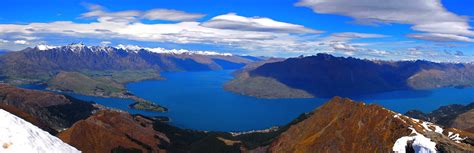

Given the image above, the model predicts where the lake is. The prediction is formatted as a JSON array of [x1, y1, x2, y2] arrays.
[[20, 70, 474, 132]]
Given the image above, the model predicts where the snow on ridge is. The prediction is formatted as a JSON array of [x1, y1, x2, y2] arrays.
[[116, 44, 142, 53], [0, 109, 81, 153], [33, 43, 233, 56], [116, 44, 233, 56], [35, 44, 59, 51], [392, 112, 468, 151]]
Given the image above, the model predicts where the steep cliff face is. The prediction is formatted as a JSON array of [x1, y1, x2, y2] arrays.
[[0, 84, 97, 132], [268, 97, 474, 153], [58, 110, 169, 153]]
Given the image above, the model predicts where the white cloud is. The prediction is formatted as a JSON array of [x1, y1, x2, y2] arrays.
[[331, 32, 386, 39], [143, 9, 205, 21], [13, 40, 29, 45], [407, 33, 474, 42], [3, 3, 463, 62], [100, 41, 112, 46], [81, 4, 141, 23], [323, 32, 387, 42], [330, 42, 358, 52], [0, 39, 8, 43], [201, 13, 322, 33], [296, 0, 474, 42], [0, 8, 327, 55], [81, 4, 205, 22]]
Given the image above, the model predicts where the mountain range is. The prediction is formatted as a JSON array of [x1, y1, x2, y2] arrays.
[[226, 53, 474, 98], [0, 43, 262, 106], [0, 43, 260, 84], [1, 84, 473, 152]]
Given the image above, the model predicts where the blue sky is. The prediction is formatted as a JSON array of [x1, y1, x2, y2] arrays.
[[0, 0, 473, 62]]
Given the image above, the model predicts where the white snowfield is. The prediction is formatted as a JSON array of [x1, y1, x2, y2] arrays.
[[0, 109, 81, 153]]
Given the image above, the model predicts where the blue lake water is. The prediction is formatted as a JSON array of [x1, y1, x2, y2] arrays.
[[20, 70, 474, 132]]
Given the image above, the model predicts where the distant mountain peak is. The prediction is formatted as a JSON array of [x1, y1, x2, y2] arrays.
[[35, 44, 59, 51], [116, 44, 142, 52], [68, 42, 85, 47]]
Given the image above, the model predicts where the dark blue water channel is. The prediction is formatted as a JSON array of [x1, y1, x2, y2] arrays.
[[20, 70, 474, 132]]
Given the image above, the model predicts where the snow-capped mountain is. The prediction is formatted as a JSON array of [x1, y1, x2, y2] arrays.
[[35, 43, 233, 56], [0, 43, 261, 80], [116, 44, 233, 56], [0, 109, 80, 153]]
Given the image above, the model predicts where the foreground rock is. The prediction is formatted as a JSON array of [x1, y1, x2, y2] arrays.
[[58, 110, 169, 153], [0, 84, 97, 133], [269, 97, 474, 152]]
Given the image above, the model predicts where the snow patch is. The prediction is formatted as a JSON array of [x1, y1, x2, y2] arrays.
[[392, 127, 437, 153], [448, 132, 466, 143], [116, 44, 142, 53], [35, 44, 58, 51], [145, 47, 232, 56], [393, 113, 407, 124], [0, 109, 81, 153], [419, 121, 444, 134], [64, 43, 87, 53]]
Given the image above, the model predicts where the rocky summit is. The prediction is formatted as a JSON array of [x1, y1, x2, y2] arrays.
[[58, 110, 169, 153], [269, 97, 474, 153]]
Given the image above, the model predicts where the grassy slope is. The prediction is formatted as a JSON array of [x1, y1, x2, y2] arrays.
[[408, 66, 474, 89], [81, 69, 163, 84], [224, 72, 314, 99], [47, 71, 125, 97], [47, 70, 167, 112]]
